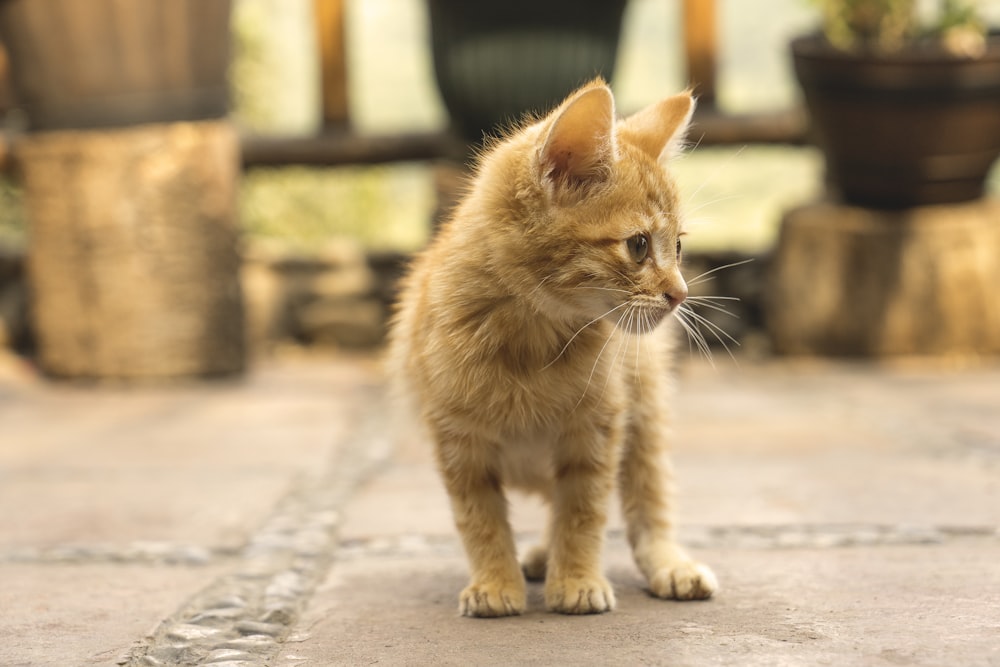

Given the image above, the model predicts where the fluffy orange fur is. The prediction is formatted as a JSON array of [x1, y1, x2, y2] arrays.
[[387, 79, 717, 617]]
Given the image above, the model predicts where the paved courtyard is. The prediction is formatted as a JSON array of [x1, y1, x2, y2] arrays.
[[1, 351, 997, 666]]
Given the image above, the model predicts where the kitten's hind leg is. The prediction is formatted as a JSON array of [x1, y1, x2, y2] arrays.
[[521, 542, 548, 582], [435, 431, 526, 617], [521, 495, 553, 582], [521, 509, 552, 581]]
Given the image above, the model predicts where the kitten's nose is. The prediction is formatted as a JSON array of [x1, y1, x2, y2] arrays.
[[664, 283, 688, 308]]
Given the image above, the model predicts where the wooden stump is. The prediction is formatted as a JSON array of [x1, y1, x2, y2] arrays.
[[19, 121, 245, 379], [767, 199, 1000, 357]]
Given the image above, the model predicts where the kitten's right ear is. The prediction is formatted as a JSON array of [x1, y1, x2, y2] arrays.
[[620, 91, 695, 162], [539, 83, 615, 190]]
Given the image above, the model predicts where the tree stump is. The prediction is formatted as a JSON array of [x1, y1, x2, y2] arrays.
[[19, 121, 245, 379], [767, 199, 1000, 357]]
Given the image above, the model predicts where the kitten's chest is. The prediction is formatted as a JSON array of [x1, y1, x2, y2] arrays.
[[498, 436, 556, 492], [491, 372, 629, 491]]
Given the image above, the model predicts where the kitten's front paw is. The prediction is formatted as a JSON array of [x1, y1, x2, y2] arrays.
[[649, 561, 717, 601], [545, 574, 616, 614], [459, 580, 526, 618]]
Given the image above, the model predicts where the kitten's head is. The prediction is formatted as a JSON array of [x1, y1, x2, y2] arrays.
[[489, 79, 695, 336]]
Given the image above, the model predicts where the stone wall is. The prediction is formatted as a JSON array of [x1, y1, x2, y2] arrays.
[[241, 240, 408, 353], [1, 242, 765, 359], [239, 244, 768, 355], [0, 242, 28, 354]]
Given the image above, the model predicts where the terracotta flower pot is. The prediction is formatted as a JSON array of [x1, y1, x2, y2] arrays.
[[791, 32, 1000, 208]]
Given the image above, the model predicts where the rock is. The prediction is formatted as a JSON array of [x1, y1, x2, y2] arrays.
[[307, 264, 375, 300], [234, 620, 285, 637], [220, 634, 277, 651], [241, 254, 286, 354], [297, 299, 385, 348], [314, 238, 367, 268], [165, 623, 224, 642], [241, 239, 387, 351], [0, 243, 27, 351], [204, 649, 253, 663]]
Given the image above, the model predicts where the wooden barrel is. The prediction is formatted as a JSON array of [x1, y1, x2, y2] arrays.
[[0, 0, 231, 130]]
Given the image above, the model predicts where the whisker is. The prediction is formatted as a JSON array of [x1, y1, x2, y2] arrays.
[[684, 193, 743, 218], [685, 258, 755, 287], [686, 132, 706, 155], [685, 296, 741, 318], [542, 301, 628, 370], [573, 286, 631, 294], [577, 305, 630, 408], [678, 305, 740, 363], [686, 295, 741, 302], [679, 309, 696, 358], [680, 305, 740, 346], [675, 309, 714, 366], [599, 306, 632, 400], [528, 274, 553, 297], [684, 145, 747, 205], [633, 310, 643, 397]]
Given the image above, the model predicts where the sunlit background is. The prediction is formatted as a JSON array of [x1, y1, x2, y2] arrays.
[[2, 0, 999, 256], [2, 0, 1000, 364], [226, 0, 999, 255]]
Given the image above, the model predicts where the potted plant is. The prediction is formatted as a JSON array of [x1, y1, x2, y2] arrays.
[[791, 0, 1000, 207]]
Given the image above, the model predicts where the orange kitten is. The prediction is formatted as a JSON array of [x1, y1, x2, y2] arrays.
[[387, 79, 717, 617]]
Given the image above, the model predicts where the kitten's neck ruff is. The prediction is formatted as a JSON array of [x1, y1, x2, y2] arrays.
[[444, 256, 609, 373]]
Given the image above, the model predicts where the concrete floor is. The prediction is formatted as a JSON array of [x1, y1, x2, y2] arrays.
[[1, 351, 998, 666]]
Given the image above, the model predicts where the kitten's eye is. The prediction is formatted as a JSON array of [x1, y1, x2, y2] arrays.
[[627, 234, 649, 264], [675, 238, 683, 262]]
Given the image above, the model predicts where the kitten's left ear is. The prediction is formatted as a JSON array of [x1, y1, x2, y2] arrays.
[[620, 92, 696, 161], [539, 83, 616, 188]]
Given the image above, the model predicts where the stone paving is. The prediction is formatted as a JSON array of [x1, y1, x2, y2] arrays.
[[1, 351, 999, 666]]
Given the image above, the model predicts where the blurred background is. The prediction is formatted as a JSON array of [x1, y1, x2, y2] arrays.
[[4, 6, 999, 662], [1, 0, 999, 377]]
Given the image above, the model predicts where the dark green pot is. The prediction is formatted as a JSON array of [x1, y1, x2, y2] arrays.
[[428, 0, 628, 144]]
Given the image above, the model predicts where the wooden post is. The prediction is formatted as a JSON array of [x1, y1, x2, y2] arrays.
[[314, 0, 350, 129], [683, 0, 717, 107], [0, 44, 11, 116]]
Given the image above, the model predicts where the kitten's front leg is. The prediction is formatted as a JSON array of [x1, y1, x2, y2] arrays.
[[434, 430, 525, 618], [544, 421, 620, 615], [619, 425, 718, 601]]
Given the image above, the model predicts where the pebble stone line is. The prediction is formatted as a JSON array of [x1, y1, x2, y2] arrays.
[[119, 388, 391, 667], [334, 524, 1000, 561], [0, 542, 225, 566]]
